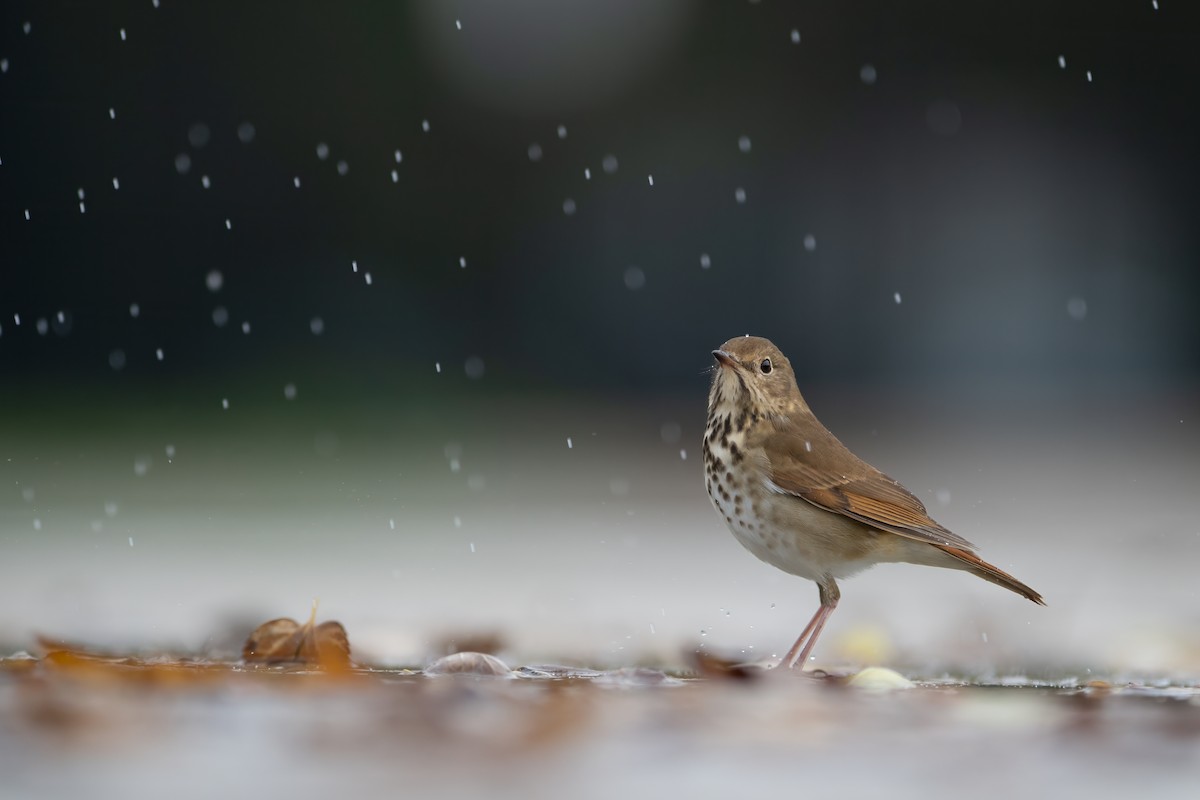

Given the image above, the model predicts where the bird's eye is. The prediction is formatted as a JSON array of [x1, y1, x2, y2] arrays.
[[759, 358, 772, 374]]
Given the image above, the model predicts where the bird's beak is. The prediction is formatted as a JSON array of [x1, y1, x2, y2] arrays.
[[712, 350, 737, 369]]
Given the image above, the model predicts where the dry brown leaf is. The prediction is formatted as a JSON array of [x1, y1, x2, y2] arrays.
[[242, 601, 352, 670]]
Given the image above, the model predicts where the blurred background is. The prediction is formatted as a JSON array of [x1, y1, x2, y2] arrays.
[[1, 0, 1198, 675]]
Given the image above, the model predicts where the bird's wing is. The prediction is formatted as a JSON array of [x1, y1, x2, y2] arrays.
[[761, 420, 977, 551]]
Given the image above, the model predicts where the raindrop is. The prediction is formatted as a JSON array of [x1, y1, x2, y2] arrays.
[[394, 149, 403, 163], [567, 437, 573, 449], [77, 188, 86, 200], [221, 398, 229, 410], [699, 253, 712, 269], [133, 456, 152, 477], [109, 349, 126, 371], [803, 234, 817, 252], [1057, 55, 1067, 69], [860, 64, 878, 85], [112, 177, 120, 190], [119, 28, 127, 41], [205, 269, 223, 292], [623, 266, 646, 290], [237, 122, 256, 143], [528, 143, 543, 162], [454, 516, 462, 528], [734, 187, 746, 204], [893, 292, 902, 304], [584, 167, 591, 180], [364, 272, 373, 285], [212, 307, 229, 327], [35, 318, 48, 335], [926, 100, 962, 137], [435, 362, 441, 373], [737, 135, 752, 153], [225, 218, 231, 230], [21, 487, 34, 503], [175, 153, 192, 174], [336, 160, 349, 176], [188, 123, 211, 149], [283, 383, 297, 400], [469, 542, 475, 553], [52, 311, 70, 336], [128, 537, 134, 547], [79, 202, 86, 214], [13, 314, 19, 326], [316, 142, 329, 160], [421, 119, 431, 133], [680, 449, 687, 460], [24, 209, 30, 220], [241, 321, 251, 334], [293, 176, 301, 188], [33, 519, 42, 531], [391, 170, 399, 182], [790, 29, 801, 44], [601, 154, 619, 174], [464, 356, 486, 379], [562, 198, 577, 215], [1152, 0, 1158, 9], [155, 348, 164, 361], [309, 316, 325, 335], [104, 501, 119, 517], [455, 19, 462, 30], [557, 125, 568, 139], [389, 518, 396, 530], [1086, 70, 1093, 83], [804, 440, 812, 452], [1067, 296, 1088, 321], [109, 107, 116, 119], [200, 175, 211, 189], [129, 303, 140, 318], [351, 260, 359, 272], [23, 21, 32, 35]]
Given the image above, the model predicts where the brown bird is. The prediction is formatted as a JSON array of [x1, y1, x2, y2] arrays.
[[703, 335, 1044, 669]]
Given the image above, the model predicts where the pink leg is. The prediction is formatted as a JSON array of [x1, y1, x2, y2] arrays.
[[780, 581, 840, 670]]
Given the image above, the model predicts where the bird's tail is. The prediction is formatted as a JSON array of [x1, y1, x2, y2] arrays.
[[935, 544, 1046, 605]]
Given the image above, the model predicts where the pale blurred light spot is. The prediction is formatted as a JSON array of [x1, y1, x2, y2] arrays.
[[336, 160, 349, 176], [175, 153, 192, 174], [464, 355, 486, 379], [562, 197, 577, 215], [316, 142, 329, 160], [926, 99, 962, 137], [738, 135, 752, 153], [109, 349, 126, 371], [860, 63, 877, 85], [734, 187, 747, 204], [310, 316, 325, 335], [284, 383, 297, 400], [237, 121, 256, 143], [1057, 55, 1066, 69], [790, 29, 801, 44], [660, 422, 681, 443], [206, 269, 223, 292], [129, 303, 140, 318], [188, 123, 211, 149], [893, 292, 902, 305], [1067, 296, 1088, 321], [557, 124, 568, 139], [212, 306, 229, 327], [803, 233, 817, 252], [623, 265, 645, 290], [528, 143, 543, 162], [699, 253, 712, 269], [602, 154, 619, 174]]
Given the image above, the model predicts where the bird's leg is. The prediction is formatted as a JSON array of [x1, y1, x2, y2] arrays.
[[781, 580, 840, 669]]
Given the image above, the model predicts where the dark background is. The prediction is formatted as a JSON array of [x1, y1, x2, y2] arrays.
[[2, 0, 1196, 401]]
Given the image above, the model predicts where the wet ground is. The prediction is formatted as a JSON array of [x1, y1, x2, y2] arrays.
[[3, 385, 1199, 797]]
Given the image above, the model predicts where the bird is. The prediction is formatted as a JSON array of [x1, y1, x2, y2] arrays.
[[703, 335, 1044, 669]]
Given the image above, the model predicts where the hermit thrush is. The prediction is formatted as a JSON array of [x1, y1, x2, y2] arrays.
[[703, 335, 1044, 669]]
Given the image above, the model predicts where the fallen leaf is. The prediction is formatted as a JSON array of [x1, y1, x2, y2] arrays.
[[242, 601, 352, 670]]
